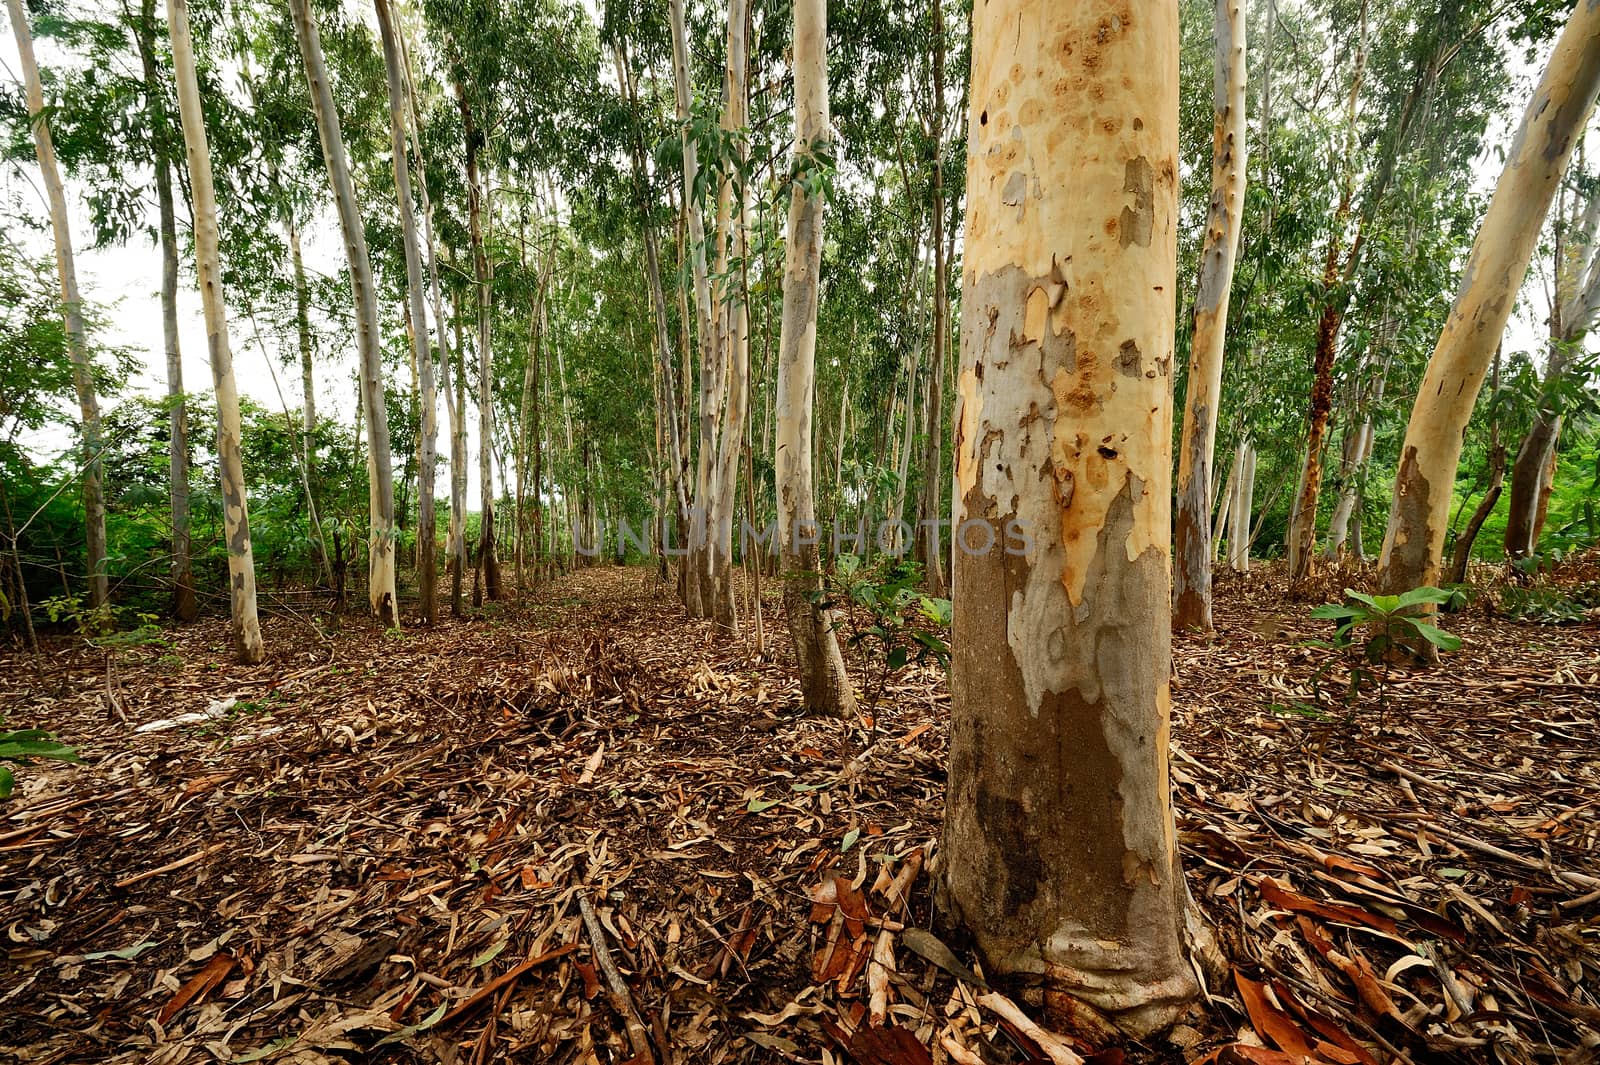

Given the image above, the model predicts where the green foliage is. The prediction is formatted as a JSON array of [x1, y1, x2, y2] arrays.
[[807, 555, 950, 727], [0, 721, 82, 800], [1306, 586, 1462, 727], [1310, 586, 1464, 660]]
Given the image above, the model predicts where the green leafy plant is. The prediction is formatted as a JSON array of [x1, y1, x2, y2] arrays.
[[807, 555, 951, 729], [0, 720, 82, 799], [1307, 587, 1462, 727]]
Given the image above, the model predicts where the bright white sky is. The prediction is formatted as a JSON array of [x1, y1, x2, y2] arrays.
[[0, 6, 1569, 512]]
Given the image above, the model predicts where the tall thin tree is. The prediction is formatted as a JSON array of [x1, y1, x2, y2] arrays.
[[1378, 0, 1600, 594], [289, 0, 400, 627], [775, 0, 857, 717], [375, 0, 437, 623], [8, 0, 109, 611], [1173, 0, 1247, 632], [165, 0, 264, 663]]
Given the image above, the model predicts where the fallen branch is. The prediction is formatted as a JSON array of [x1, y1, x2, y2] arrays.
[[579, 889, 655, 1064]]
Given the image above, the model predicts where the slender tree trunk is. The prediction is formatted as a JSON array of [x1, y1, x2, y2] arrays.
[[375, 0, 436, 623], [1287, 13, 1367, 584], [166, 0, 263, 663], [613, 39, 691, 533], [915, 0, 950, 598], [776, 0, 856, 717], [670, 0, 717, 616], [291, 0, 398, 627], [943, 0, 1197, 1035], [1174, 0, 1247, 632], [707, 0, 751, 632], [133, 0, 196, 621], [450, 293, 468, 613], [1452, 350, 1504, 584], [1231, 439, 1257, 572], [9, 0, 108, 610], [1379, 1, 1600, 594], [454, 87, 502, 600]]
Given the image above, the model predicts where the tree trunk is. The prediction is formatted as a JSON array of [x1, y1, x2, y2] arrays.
[[375, 0, 435, 623], [776, 0, 857, 717], [705, 0, 751, 632], [1174, 0, 1247, 632], [915, 0, 951, 598], [9, 0, 108, 611], [943, 0, 1196, 1036], [1451, 446, 1503, 584], [1379, 1, 1600, 594], [455, 87, 502, 600], [613, 38, 691, 537], [166, 0, 264, 663], [670, 0, 717, 617], [133, 0, 196, 622], [1230, 439, 1256, 572], [291, 0, 399, 627]]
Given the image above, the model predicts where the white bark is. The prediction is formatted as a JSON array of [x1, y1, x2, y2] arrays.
[[165, 0, 264, 663]]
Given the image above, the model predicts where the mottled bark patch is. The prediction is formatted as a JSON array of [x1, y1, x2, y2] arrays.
[[1380, 444, 1436, 590], [1119, 156, 1154, 247]]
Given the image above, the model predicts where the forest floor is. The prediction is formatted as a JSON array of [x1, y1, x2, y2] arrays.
[[1, 558, 1598, 1065]]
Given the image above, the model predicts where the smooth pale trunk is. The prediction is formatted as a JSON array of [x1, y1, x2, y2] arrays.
[[375, 0, 436, 623], [1174, 0, 1246, 632], [8, 0, 109, 610], [290, 0, 399, 627], [916, 0, 950, 598], [943, 0, 1196, 1036], [706, 0, 751, 632], [165, 0, 263, 663], [1229, 440, 1256, 572], [670, 0, 717, 616], [776, 0, 857, 716], [132, 0, 196, 621], [1379, 0, 1600, 593], [1322, 417, 1373, 559]]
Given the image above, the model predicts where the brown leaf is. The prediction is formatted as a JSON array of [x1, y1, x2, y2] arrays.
[[157, 952, 235, 1026]]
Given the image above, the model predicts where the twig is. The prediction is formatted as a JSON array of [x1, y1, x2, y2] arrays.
[[578, 888, 655, 1064]]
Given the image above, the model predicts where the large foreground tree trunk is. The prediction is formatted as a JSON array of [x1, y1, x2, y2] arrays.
[[9, 0, 109, 611], [290, 0, 399, 627], [776, 0, 857, 718], [166, 0, 264, 663], [943, 0, 1197, 1037], [375, 0, 436, 623], [132, 0, 196, 621], [1378, 2, 1600, 593], [1173, 0, 1246, 632]]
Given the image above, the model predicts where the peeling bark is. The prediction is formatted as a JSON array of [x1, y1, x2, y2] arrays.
[[1174, 0, 1246, 633], [1380, 0, 1600, 594], [942, 0, 1196, 1037], [166, 0, 263, 663]]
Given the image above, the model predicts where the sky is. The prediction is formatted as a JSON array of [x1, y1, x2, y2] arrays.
[[0, 4, 1569, 516]]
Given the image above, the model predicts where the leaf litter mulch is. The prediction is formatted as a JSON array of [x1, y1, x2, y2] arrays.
[[1, 561, 1597, 1065]]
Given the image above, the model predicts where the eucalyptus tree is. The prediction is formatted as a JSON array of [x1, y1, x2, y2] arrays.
[[1379, 0, 1600, 594], [288, 0, 400, 626], [166, 0, 265, 663], [374, 0, 439, 621], [943, 0, 1199, 1034], [1173, 0, 1246, 632], [6, 0, 109, 611], [775, 0, 856, 716], [1506, 171, 1600, 559]]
